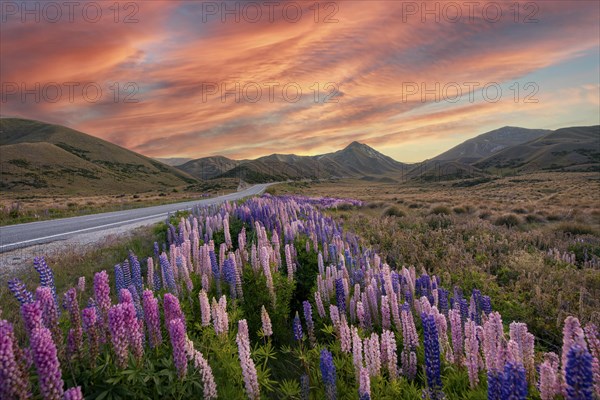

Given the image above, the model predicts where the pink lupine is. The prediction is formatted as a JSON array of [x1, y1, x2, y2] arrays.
[[108, 304, 129, 368], [30, 327, 64, 400], [339, 315, 352, 353], [539, 358, 559, 400], [510, 321, 535, 381], [199, 290, 211, 327], [236, 319, 260, 400], [122, 302, 143, 362], [64, 288, 83, 359], [142, 290, 162, 348], [449, 309, 463, 367], [21, 300, 43, 338], [381, 329, 398, 379], [285, 244, 294, 281], [357, 301, 366, 330], [93, 270, 111, 333], [359, 366, 371, 400], [315, 291, 326, 318], [168, 318, 188, 379], [77, 277, 85, 293], [164, 293, 185, 327], [330, 305, 340, 328], [464, 319, 480, 388], [36, 287, 61, 343], [364, 333, 381, 377], [261, 305, 273, 337], [185, 338, 218, 399], [147, 257, 155, 291], [352, 326, 364, 378], [64, 386, 83, 400], [0, 320, 31, 399], [584, 323, 600, 397], [381, 295, 391, 330], [561, 316, 587, 392], [400, 303, 418, 379]]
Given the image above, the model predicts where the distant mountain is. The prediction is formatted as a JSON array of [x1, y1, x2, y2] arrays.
[[178, 141, 407, 182], [154, 157, 193, 166], [0, 118, 197, 194], [475, 126, 600, 172], [433, 126, 552, 164]]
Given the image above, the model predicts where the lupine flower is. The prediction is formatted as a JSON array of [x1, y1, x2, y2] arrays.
[[261, 306, 272, 337], [114, 264, 126, 296], [381, 295, 391, 330], [122, 302, 143, 362], [583, 323, 600, 397], [330, 305, 340, 328], [401, 303, 418, 379], [293, 311, 303, 341], [199, 290, 211, 327], [320, 349, 337, 400], [222, 258, 237, 299], [147, 257, 155, 291], [539, 358, 559, 400], [8, 278, 33, 305], [21, 300, 43, 337], [64, 386, 83, 400], [300, 374, 310, 400], [352, 327, 363, 379], [142, 290, 162, 348], [185, 338, 218, 399], [160, 253, 178, 295], [464, 319, 480, 388], [565, 345, 594, 400], [108, 304, 129, 369], [77, 277, 85, 293], [128, 251, 143, 296], [303, 301, 316, 346], [209, 250, 221, 297], [339, 316, 352, 353], [364, 333, 381, 377], [93, 270, 111, 329], [236, 319, 260, 400], [33, 257, 58, 308], [315, 291, 326, 318], [422, 313, 443, 398], [335, 278, 346, 314], [211, 296, 229, 335], [449, 309, 463, 366], [358, 366, 371, 400], [63, 288, 83, 359], [82, 307, 100, 366], [0, 319, 31, 399], [168, 318, 188, 379], [381, 330, 398, 378], [164, 293, 185, 328], [30, 327, 64, 400], [500, 362, 528, 399]]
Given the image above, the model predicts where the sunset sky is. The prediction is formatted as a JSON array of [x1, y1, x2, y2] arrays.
[[1, 0, 599, 162]]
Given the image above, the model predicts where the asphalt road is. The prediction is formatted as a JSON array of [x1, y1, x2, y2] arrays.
[[0, 184, 271, 253]]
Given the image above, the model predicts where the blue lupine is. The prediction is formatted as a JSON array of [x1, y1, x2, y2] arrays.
[[8, 278, 33, 305], [500, 362, 528, 400], [159, 253, 178, 295], [153, 242, 160, 258], [209, 250, 221, 297], [481, 295, 492, 315], [487, 371, 501, 400], [300, 374, 310, 400], [128, 285, 144, 320], [335, 278, 346, 314], [128, 251, 143, 296], [114, 264, 125, 296], [459, 298, 469, 322], [438, 288, 449, 315], [293, 312, 303, 341], [565, 345, 594, 400], [152, 261, 162, 291], [121, 260, 132, 290], [422, 313, 443, 399], [222, 258, 237, 299], [33, 256, 58, 308], [320, 349, 336, 400]]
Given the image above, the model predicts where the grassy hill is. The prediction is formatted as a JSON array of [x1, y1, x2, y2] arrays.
[[0, 118, 198, 194]]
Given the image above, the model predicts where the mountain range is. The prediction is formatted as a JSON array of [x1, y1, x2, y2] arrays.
[[1, 117, 598, 194]]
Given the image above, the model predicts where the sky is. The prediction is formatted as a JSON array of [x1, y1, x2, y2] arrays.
[[1, 0, 599, 162]]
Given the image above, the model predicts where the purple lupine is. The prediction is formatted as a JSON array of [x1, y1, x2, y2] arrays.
[[30, 327, 64, 400], [122, 302, 143, 362], [501, 362, 528, 400], [160, 253, 178, 295], [8, 278, 33, 305], [358, 366, 370, 400], [147, 257, 155, 291], [33, 257, 58, 309], [82, 307, 100, 366], [422, 313, 443, 399], [381, 329, 398, 379], [121, 260, 132, 290], [352, 327, 363, 379], [464, 319, 480, 388], [21, 300, 43, 337], [128, 251, 143, 296], [320, 349, 337, 400], [303, 301, 315, 346], [380, 295, 391, 330], [339, 316, 352, 353], [77, 277, 85, 293], [108, 304, 129, 369], [114, 264, 126, 296], [236, 319, 260, 400], [0, 320, 31, 399], [539, 358, 559, 400], [401, 303, 418, 379], [315, 291, 326, 318], [164, 293, 185, 328], [583, 323, 600, 397], [63, 386, 83, 400], [261, 306, 272, 337], [330, 305, 340, 328], [63, 288, 83, 359], [168, 318, 188, 379], [222, 258, 237, 299], [142, 290, 162, 348], [335, 278, 346, 315], [293, 311, 303, 341], [449, 309, 463, 366], [364, 333, 381, 377], [93, 270, 111, 328], [562, 316, 588, 393], [199, 290, 211, 327], [565, 345, 594, 400], [209, 250, 221, 298]]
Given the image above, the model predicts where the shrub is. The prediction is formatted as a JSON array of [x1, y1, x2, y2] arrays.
[[525, 214, 544, 223], [479, 211, 492, 220], [494, 214, 521, 228], [512, 208, 528, 214], [453, 206, 466, 214], [555, 222, 596, 236], [383, 206, 406, 218], [430, 205, 451, 215], [336, 202, 354, 211], [408, 203, 421, 209]]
